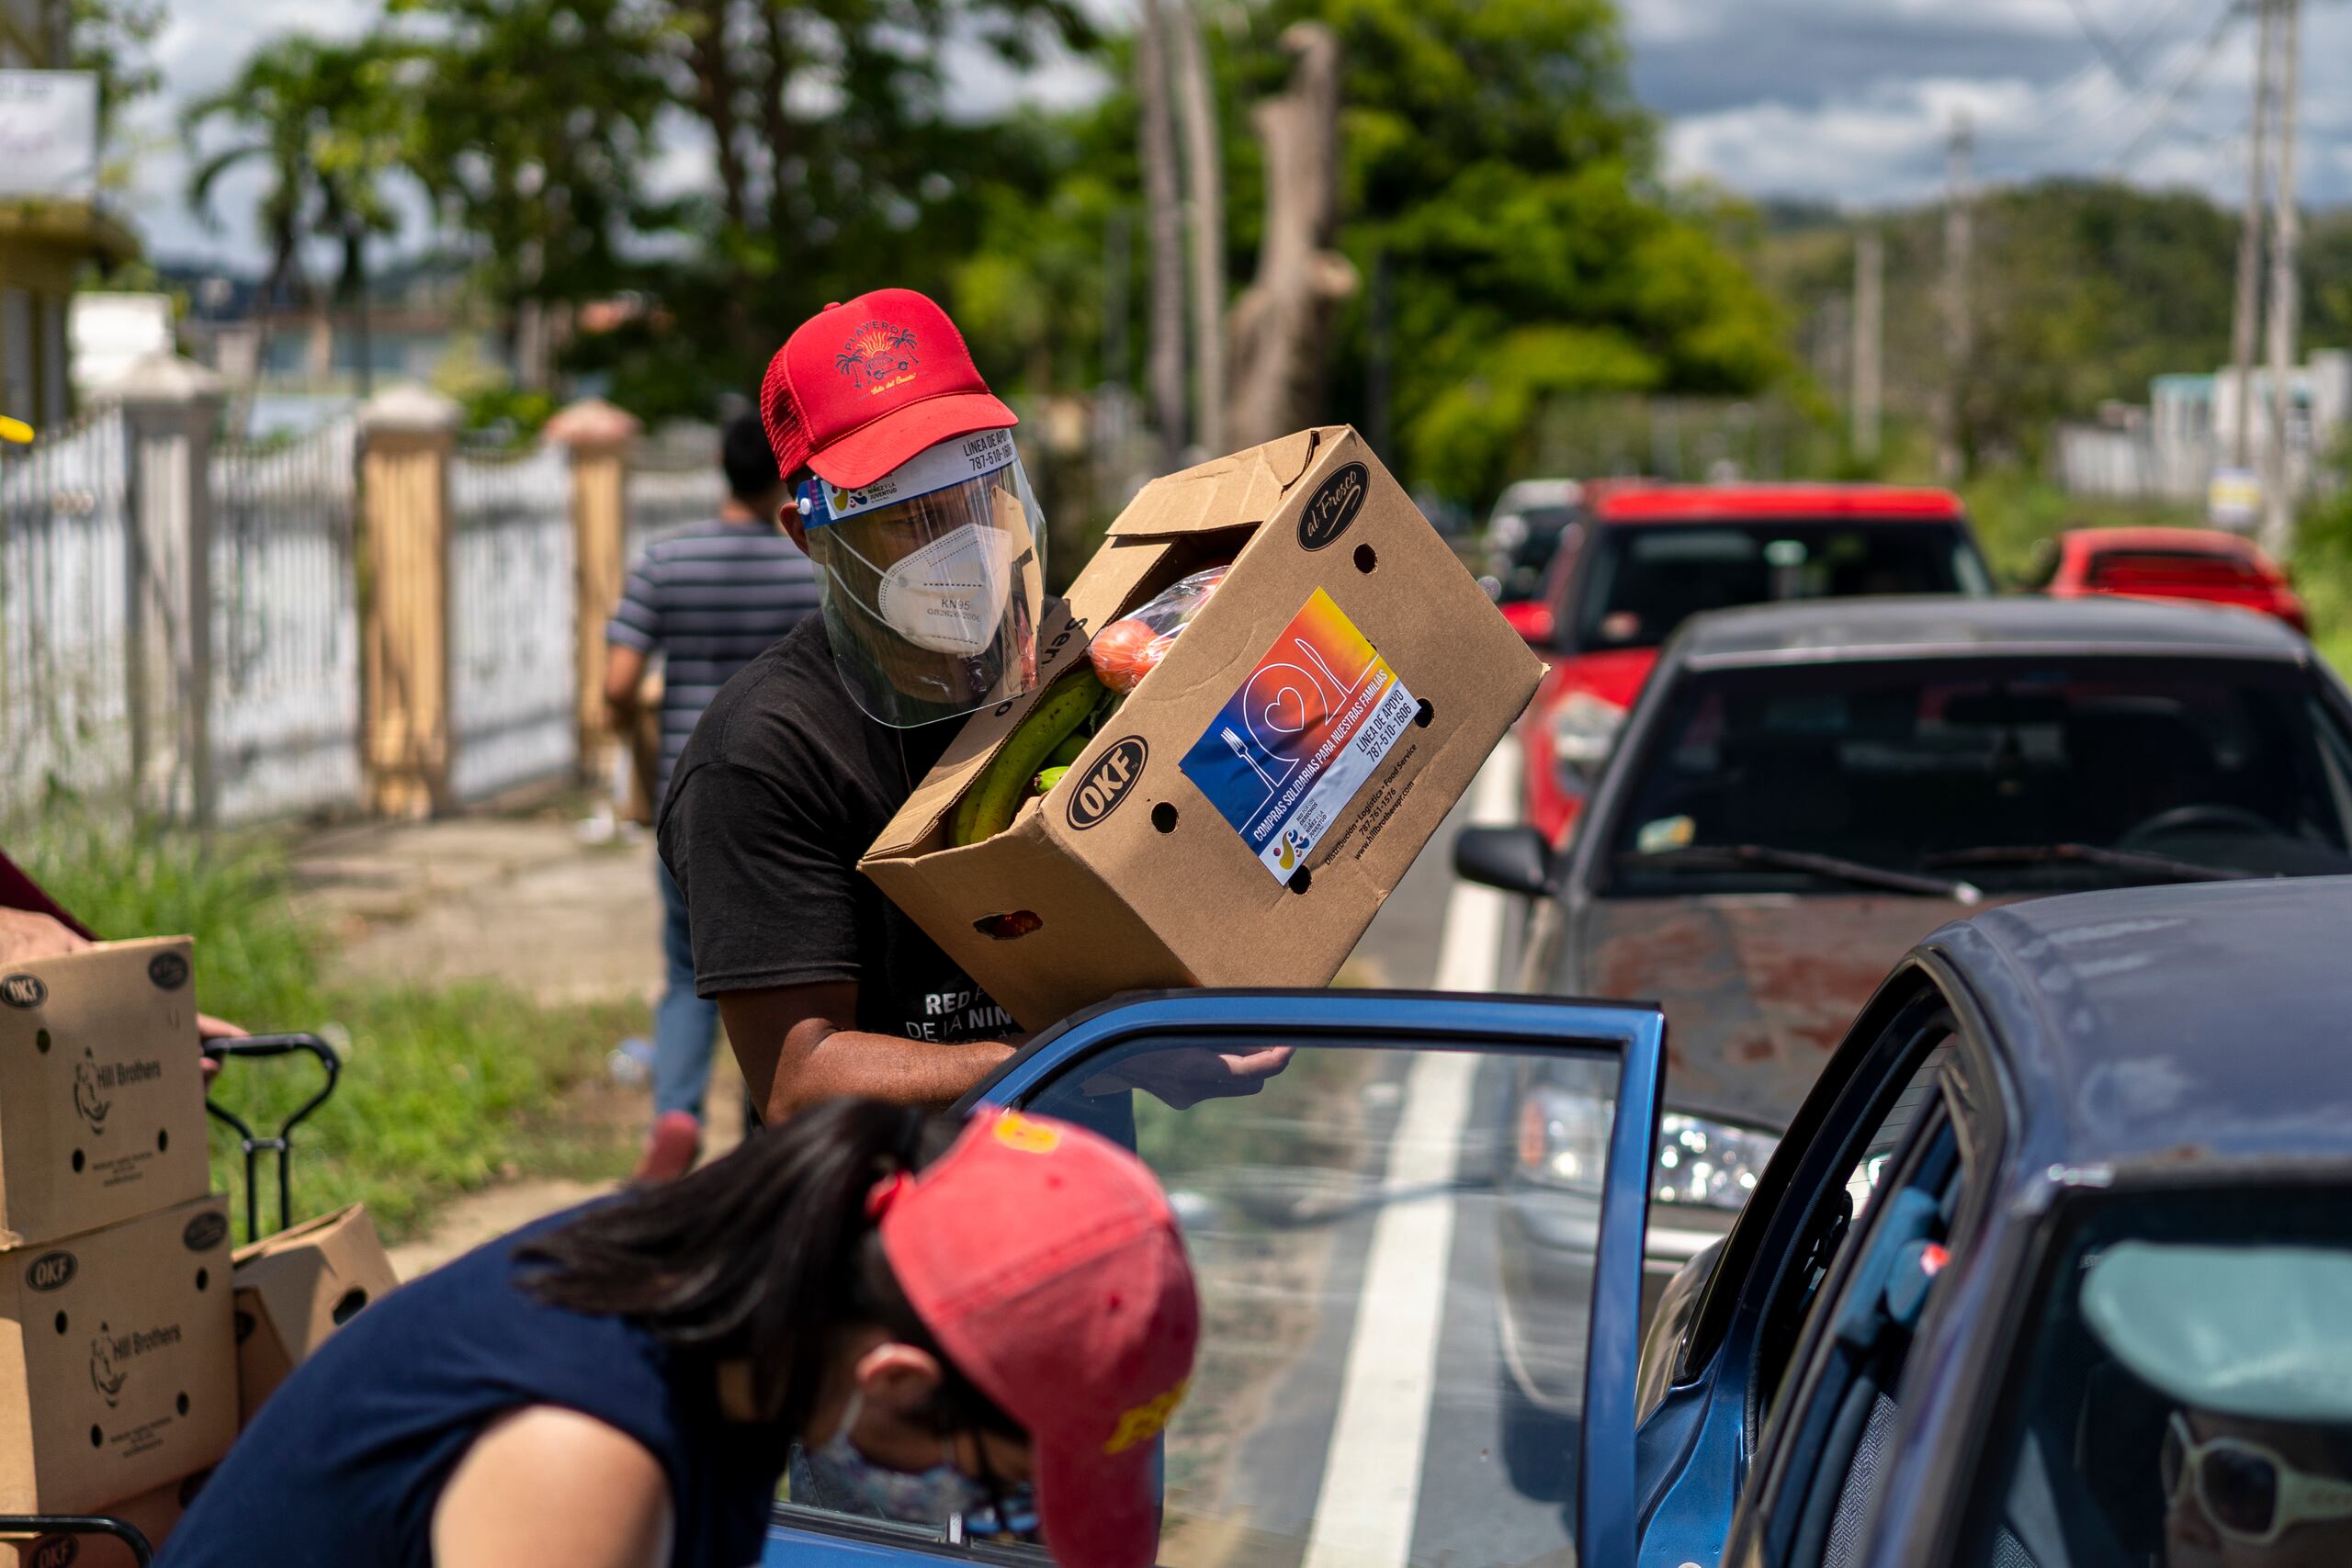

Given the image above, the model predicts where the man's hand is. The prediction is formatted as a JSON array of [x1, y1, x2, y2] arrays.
[[0, 908, 92, 965], [1084, 1045, 1296, 1111]]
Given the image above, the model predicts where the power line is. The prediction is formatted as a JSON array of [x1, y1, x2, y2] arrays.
[[2106, 0, 2245, 170], [2061, 0, 2144, 88]]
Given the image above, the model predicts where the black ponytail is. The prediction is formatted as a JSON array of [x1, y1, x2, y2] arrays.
[[518, 1099, 1017, 1440]]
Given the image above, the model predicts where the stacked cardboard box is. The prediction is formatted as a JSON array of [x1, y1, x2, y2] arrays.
[[0, 939, 233, 1557]]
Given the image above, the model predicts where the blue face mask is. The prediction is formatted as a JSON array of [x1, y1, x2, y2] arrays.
[[798, 1393, 996, 1529]]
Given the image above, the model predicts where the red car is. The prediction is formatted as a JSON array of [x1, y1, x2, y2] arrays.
[[1516, 483, 1992, 846], [2035, 526, 2308, 633]]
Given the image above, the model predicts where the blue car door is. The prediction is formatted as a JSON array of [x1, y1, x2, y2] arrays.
[[763, 987, 1665, 1568]]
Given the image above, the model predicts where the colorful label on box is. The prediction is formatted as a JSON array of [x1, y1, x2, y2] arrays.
[[1180, 589, 1418, 883]]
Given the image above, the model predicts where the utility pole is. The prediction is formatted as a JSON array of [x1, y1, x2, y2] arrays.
[[1171, 0, 1226, 459], [1852, 228, 1883, 466], [1136, 0, 1188, 470], [2260, 0, 2301, 556], [2228, 0, 2275, 471], [1938, 115, 1973, 485]]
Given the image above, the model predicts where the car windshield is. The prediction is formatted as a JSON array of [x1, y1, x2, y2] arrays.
[[1604, 656, 2352, 897], [1964, 1191, 2352, 1568], [1570, 520, 1988, 649]]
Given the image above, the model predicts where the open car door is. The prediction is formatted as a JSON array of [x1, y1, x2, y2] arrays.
[[763, 988, 1664, 1568]]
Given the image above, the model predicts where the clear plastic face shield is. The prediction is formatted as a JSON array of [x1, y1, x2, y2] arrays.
[[797, 427, 1048, 728]]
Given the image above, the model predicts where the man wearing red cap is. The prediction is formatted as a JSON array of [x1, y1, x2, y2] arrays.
[[657, 289, 1283, 1123]]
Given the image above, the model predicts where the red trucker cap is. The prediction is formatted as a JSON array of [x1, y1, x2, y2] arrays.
[[761, 288, 1020, 491], [875, 1109, 1199, 1568]]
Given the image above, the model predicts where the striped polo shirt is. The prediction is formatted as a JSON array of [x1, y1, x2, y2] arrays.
[[607, 519, 821, 794]]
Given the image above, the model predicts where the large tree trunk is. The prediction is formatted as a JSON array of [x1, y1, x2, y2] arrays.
[[1136, 0, 1188, 470], [758, 1, 795, 245], [1226, 22, 1353, 452], [1171, 0, 1224, 458]]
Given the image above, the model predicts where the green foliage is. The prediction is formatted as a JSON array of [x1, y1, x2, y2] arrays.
[[68, 0, 163, 165], [183, 33, 412, 310], [19, 825, 633, 1241]]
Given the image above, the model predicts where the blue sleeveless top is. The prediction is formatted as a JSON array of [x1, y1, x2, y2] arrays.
[[162, 1205, 794, 1568]]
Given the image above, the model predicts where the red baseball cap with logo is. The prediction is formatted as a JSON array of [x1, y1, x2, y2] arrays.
[[874, 1109, 1200, 1568], [761, 288, 1020, 491]]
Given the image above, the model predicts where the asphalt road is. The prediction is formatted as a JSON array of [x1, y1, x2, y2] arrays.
[[1178, 742, 1584, 1568]]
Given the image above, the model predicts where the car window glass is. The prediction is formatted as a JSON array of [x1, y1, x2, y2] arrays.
[[1845, 1036, 1952, 1218], [1606, 657, 2352, 897], [1960, 1190, 2352, 1568], [1754, 1013, 1956, 1417], [1571, 521, 1976, 649], [1774, 1112, 1966, 1568], [778, 1035, 1633, 1566]]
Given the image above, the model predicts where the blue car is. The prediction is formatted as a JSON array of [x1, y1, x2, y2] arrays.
[[761, 876, 2352, 1568]]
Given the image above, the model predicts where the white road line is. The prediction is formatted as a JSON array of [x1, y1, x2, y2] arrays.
[[1300, 739, 1521, 1568]]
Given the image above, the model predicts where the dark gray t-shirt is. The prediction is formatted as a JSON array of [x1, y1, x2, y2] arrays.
[[657, 616, 1012, 1043]]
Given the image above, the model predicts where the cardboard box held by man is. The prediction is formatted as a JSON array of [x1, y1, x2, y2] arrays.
[[865, 427, 1541, 1028]]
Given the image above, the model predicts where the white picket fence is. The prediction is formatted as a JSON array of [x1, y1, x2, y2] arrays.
[[1, 376, 716, 829], [448, 441, 577, 804], [0, 408, 135, 819], [209, 417, 364, 822]]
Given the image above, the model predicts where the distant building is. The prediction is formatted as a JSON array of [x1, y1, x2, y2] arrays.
[[0, 0, 138, 427], [2054, 351, 2351, 508]]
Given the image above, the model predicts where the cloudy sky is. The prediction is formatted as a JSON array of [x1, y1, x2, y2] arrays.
[[130, 0, 2352, 269]]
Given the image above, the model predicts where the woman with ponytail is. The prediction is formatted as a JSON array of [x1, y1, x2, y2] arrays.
[[162, 1101, 1200, 1568]]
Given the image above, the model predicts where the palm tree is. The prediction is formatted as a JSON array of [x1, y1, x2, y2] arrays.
[[184, 35, 412, 400]]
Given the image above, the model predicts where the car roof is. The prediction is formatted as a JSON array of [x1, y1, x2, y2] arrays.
[[1928, 877, 2352, 1170], [1591, 482, 1965, 524], [2062, 526, 2273, 561], [1669, 593, 2308, 667]]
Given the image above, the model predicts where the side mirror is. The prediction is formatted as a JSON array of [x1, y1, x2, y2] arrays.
[[1499, 600, 1556, 649], [1453, 825, 1555, 897]]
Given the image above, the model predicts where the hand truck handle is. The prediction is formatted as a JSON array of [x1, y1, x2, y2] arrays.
[[203, 1032, 343, 1243]]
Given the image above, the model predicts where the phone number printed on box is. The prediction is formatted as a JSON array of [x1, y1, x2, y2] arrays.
[[1179, 589, 1417, 883]]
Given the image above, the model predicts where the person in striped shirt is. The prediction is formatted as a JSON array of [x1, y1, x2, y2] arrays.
[[605, 413, 820, 1179]]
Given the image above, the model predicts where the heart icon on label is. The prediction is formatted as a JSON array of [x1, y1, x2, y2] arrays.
[[1250, 667, 1323, 736]]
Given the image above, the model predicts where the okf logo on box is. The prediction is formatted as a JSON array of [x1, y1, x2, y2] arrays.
[[1068, 738, 1148, 829], [28, 1534, 76, 1568], [1, 972, 46, 1009], [26, 1249, 76, 1292]]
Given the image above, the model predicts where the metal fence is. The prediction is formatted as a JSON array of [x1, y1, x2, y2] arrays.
[[0, 409, 136, 821], [447, 441, 576, 802], [209, 417, 363, 823]]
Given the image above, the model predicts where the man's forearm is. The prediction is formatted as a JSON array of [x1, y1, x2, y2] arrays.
[[767, 1027, 1014, 1122]]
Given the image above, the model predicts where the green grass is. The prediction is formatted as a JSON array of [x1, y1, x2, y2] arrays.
[[19, 821, 637, 1243]]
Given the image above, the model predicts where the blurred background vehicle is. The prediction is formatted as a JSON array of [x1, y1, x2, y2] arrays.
[[1459, 593, 2352, 1418], [1480, 477, 1585, 636], [2032, 525, 2310, 632], [1513, 483, 1994, 847]]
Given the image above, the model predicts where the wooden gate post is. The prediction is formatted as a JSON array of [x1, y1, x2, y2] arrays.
[[357, 383, 461, 818], [544, 397, 641, 784]]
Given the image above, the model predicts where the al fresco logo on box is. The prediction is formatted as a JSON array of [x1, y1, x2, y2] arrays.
[[1, 972, 46, 1009], [71, 1047, 166, 1134], [88, 1317, 185, 1409]]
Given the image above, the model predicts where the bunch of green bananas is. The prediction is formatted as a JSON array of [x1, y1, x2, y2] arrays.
[[950, 669, 1123, 846]]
